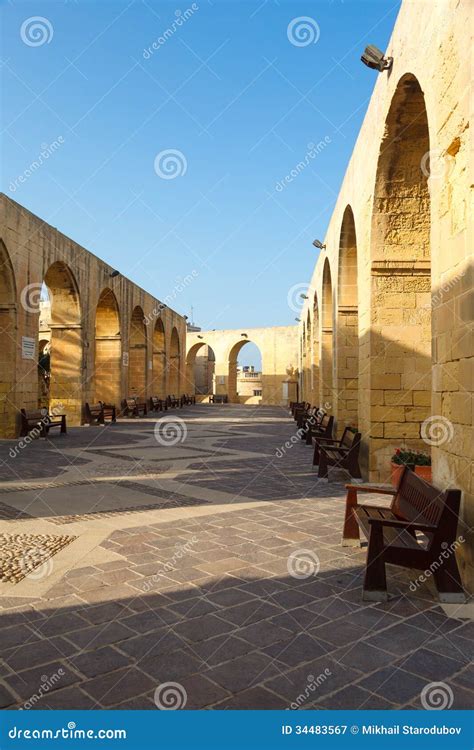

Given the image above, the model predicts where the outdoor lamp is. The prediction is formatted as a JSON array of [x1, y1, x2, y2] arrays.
[[109, 269, 120, 278], [295, 317, 301, 322], [312, 239, 326, 250], [361, 45, 393, 72], [300, 294, 308, 300]]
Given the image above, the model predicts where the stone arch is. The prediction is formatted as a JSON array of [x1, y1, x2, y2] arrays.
[[185, 341, 215, 397], [227, 339, 263, 404], [366, 72, 432, 479], [320, 258, 334, 410], [0, 241, 17, 437], [306, 310, 312, 399], [43, 261, 83, 424], [151, 318, 166, 398], [168, 326, 181, 395], [94, 288, 121, 405], [336, 205, 359, 429], [129, 306, 147, 397], [312, 292, 320, 405]]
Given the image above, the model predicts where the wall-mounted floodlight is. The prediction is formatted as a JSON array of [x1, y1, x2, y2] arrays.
[[300, 294, 308, 300], [312, 239, 326, 250], [109, 269, 120, 278], [241, 333, 248, 337], [183, 315, 188, 320], [159, 303, 166, 310], [361, 45, 393, 72], [295, 317, 301, 322], [197, 335, 203, 339]]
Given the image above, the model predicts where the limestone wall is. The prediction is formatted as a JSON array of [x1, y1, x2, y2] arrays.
[[297, 0, 473, 588], [0, 195, 187, 435]]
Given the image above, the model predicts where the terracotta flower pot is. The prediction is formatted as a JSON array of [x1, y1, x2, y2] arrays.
[[390, 463, 405, 487], [415, 465, 432, 482]]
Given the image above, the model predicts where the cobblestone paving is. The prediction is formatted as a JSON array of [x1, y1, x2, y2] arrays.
[[0, 405, 471, 710]]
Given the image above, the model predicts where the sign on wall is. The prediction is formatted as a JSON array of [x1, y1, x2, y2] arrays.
[[122, 352, 129, 366], [21, 336, 36, 360]]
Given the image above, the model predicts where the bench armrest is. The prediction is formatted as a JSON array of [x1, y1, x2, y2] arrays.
[[368, 517, 437, 533], [345, 484, 396, 496], [320, 445, 350, 453], [314, 437, 339, 444]]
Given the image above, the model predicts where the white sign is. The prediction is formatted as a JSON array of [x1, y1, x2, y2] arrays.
[[148, 360, 153, 370], [22, 336, 36, 360], [217, 375, 225, 385], [122, 352, 129, 366]]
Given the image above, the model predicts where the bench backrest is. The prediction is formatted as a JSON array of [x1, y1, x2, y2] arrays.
[[21, 409, 47, 421], [341, 427, 360, 449], [86, 403, 102, 414], [393, 467, 446, 528]]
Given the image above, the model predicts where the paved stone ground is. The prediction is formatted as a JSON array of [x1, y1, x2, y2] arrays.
[[0, 405, 472, 710]]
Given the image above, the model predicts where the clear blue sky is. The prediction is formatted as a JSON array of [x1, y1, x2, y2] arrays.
[[2, 0, 400, 368]]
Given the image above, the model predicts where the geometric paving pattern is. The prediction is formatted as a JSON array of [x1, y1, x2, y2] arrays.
[[0, 405, 471, 710]]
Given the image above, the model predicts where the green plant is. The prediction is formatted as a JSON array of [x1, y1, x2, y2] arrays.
[[391, 448, 431, 466]]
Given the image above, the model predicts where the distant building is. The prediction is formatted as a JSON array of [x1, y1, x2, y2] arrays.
[[236, 365, 262, 400]]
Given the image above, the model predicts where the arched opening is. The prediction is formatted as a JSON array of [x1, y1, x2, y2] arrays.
[[321, 259, 334, 410], [168, 327, 181, 395], [228, 340, 263, 404], [0, 241, 17, 437], [301, 321, 306, 399], [151, 318, 166, 398], [367, 73, 431, 480], [129, 306, 147, 397], [312, 293, 320, 406], [94, 288, 121, 405], [337, 206, 359, 430], [306, 310, 312, 401], [43, 262, 82, 424], [185, 342, 216, 398]]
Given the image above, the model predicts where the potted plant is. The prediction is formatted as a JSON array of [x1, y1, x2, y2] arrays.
[[413, 451, 432, 482], [390, 449, 416, 487]]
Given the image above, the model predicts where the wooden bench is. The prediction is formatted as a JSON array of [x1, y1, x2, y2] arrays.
[[294, 402, 310, 425], [20, 408, 66, 438], [149, 396, 165, 412], [343, 467, 465, 603], [309, 414, 335, 453], [301, 407, 323, 442], [166, 395, 180, 408], [314, 426, 361, 479], [122, 397, 147, 417], [85, 402, 116, 425], [290, 401, 305, 417], [209, 394, 228, 404], [181, 394, 196, 406]]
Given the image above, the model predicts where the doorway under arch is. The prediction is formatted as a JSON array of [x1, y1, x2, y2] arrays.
[[228, 340, 263, 404], [0, 241, 17, 437], [94, 288, 121, 405], [367, 73, 432, 479], [337, 205, 359, 430], [168, 327, 181, 395], [151, 318, 166, 398], [185, 342, 216, 397], [312, 293, 320, 406], [43, 261, 82, 424], [321, 259, 334, 411], [129, 306, 147, 397]]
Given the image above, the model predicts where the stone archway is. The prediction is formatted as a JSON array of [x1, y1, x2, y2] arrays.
[[0, 241, 17, 437], [312, 293, 320, 406], [185, 342, 216, 397], [321, 259, 334, 411], [43, 261, 82, 425], [227, 339, 263, 404], [168, 327, 181, 395], [94, 288, 121, 405], [151, 318, 166, 398], [336, 206, 359, 430], [129, 306, 147, 397], [366, 73, 432, 480]]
